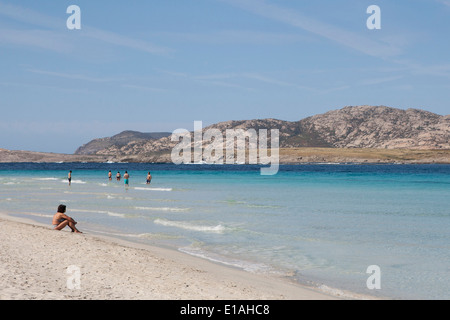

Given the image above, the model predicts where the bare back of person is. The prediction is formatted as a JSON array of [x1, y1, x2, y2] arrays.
[[52, 205, 82, 233]]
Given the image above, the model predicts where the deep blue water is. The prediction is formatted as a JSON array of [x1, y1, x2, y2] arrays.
[[1, 163, 449, 299]]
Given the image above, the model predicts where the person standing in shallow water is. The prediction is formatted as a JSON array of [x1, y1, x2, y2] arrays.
[[147, 172, 152, 185], [68, 171, 72, 186], [108, 170, 112, 181], [116, 171, 121, 181], [124, 171, 129, 186]]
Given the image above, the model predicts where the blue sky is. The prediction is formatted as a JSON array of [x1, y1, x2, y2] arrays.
[[0, 0, 449, 153]]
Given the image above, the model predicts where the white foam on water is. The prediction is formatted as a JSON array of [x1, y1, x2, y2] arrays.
[[24, 212, 54, 219], [71, 208, 125, 218], [33, 178, 59, 181], [154, 218, 226, 234], [317, 284, 374, 300], [106, 211, 126, 218], [134, 187, 172, 191], [179, 246, 275, 274], [135, 206, 190, 212], [61, 179, 86, 184]]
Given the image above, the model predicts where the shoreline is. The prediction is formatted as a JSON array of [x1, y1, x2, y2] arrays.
[[0, 212, 378, 300], [1, 147, 449, 164]]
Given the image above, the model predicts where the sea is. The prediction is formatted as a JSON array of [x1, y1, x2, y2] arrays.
[[0, 162, 449, 300]]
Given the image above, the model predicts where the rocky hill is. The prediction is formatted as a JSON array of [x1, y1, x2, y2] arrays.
[[299, 106, 449, 149], [75, 130, 171, 155], [85, 106, 449, 158], [2, 106, 449, 163]]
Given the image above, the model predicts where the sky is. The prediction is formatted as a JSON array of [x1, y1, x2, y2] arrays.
[[0, 0, 449, 153]]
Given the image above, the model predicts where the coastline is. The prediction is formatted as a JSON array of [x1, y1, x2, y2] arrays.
[[1, 147, 449, 164], [0, 212, 370, 300]]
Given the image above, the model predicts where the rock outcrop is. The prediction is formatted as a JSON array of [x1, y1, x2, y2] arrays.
[[86, 106, 449, 158], [75, 130, 171, 155]]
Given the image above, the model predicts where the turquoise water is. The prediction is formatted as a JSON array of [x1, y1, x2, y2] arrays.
[[0, 163, 449, 299]]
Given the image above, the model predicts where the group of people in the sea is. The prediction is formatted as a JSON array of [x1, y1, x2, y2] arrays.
[[59, 170, 153, 233], [107, 170, 152, 186], [68, 170, 152, 186]]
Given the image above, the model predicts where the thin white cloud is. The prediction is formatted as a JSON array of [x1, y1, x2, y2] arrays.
[[24, 68, 170, 92], [121, 84, 167, 92], [25, 68, 126, 83], [220, 0, 403, 58], [436, 0, 450, 7], [0, 2, 61, 29], [0, 80, 91, 93], [83, 27, 172, 55], [194, 72, 317, 91], [359, 75, 403, 86], [153, 30, 312, 45], [0, 28, 73, 53], [391, 59, 450, 79], [0, 1, 172, 55]]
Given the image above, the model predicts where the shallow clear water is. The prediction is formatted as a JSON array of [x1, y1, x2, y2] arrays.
[[0, 163, 449, 299]]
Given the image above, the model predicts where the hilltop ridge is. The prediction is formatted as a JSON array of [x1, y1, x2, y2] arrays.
[[86, 106, 449, 158], [2, 105, 449, 164]]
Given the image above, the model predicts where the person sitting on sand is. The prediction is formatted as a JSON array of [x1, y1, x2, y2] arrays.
[[52, 204, 82, 233]]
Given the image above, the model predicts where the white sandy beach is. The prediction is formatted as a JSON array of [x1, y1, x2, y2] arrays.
[[0, 213, 349, 300]]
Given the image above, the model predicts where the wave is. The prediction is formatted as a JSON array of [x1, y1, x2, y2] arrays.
[[82, 229, 180, 241], [22, 212, 54, 219], [71, 208, 125, 218], [106, 211, 126, 218], [246, 204, 281, 209], [32, 178, 59, 181], [154, 218, 226, 234], [316, 285, 370, 300], [61, 179, 86, 184], [134, 206, 190, 212], [179, 246, 275, 274], [134, 187, 172, 191]]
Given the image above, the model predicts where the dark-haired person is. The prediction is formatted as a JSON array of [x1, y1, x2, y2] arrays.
[[124, 171, 129, 186], [146, 172, 152, 185], [68, 171, 72, 186], [116, 171, 121, 181], [108, 170, 112, 181], [52, 204, 82, 233]]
